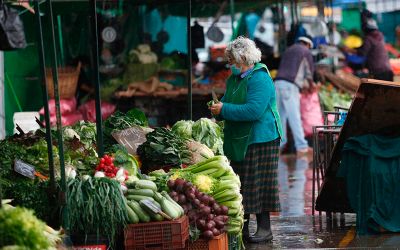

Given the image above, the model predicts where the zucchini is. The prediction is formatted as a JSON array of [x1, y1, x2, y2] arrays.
[[126, 204, 139, 224], [128, 201, 150, 223], [160, 197, 180, 219], [127, 189, 154, 197], [126, 195, 155, 202], [135, 180, 157, 192], [126, 182, 137, 189], [152, 200, 162, 209], [161, 191, 184, 216], [139, 200, 164, 221], [153, 192, 164, 203]]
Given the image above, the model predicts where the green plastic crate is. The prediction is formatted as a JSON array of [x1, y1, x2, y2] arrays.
[[228, 233, 240, 250]]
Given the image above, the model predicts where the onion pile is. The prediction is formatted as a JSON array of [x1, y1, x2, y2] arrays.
[[168, 178, 228, 239]]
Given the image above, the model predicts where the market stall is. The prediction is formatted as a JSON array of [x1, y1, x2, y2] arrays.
[[0, 108, 245, 249], [316, 78, 400, 233]]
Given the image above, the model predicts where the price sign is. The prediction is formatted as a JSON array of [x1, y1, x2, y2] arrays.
[[14, 160, 35, 179], [112, 126, 153, 155]]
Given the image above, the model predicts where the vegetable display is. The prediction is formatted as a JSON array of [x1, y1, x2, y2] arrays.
[[0, 205, 62, 250], [167, 178, 228, 240], [104, 108, 148, 149], [172, 120, 193, 139], [319, 84, 352, 111], [67, 177, 129, 248], [172, 118, 224, 155], [0, 105, 246, 248], [137, 127, 191, 174], [173, 156, 245, 245], [186, 140, 214, 165], [124, 179, 184, 224], [95, 154, 128, 181]]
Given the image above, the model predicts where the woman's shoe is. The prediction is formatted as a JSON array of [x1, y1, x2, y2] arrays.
[[248, 212, 273, 243]]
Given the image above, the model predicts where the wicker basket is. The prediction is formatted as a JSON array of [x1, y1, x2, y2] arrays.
[[46, 62, 81, 99]]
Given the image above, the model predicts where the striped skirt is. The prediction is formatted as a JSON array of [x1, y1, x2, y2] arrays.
[[231, 139, 281, 214]]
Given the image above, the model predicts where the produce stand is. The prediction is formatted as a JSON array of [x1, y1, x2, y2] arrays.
[[316, 78, 400, 213], [1, 1, 300, 249]]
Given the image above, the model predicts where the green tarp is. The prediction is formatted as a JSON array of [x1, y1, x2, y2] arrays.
[[338, 134, 400, 235]]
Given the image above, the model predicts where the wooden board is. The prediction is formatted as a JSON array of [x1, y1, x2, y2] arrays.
[[316, 78, 400, 213]]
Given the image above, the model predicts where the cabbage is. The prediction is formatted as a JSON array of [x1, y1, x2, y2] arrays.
[[171, 120, 193, 140], [192, 118, 224, 155]]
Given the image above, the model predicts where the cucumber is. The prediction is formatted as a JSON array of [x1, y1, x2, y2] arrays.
[[139, 200, 164, 221], [126, 204, 139, 224], [127, 189, 154, 197], [135, 180, 157, 192], [160, 197, 180, 219], [128, 201, 150, 223], [126, 195, 155, 202], [161, 191, 184, 217]]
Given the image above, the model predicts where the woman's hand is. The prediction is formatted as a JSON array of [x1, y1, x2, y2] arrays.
[[210, 102, 223, 116]]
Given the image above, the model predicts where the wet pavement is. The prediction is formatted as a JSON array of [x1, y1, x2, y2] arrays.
[[244, 155, 400, 249]]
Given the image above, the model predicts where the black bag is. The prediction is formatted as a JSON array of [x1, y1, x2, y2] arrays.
[[0, 3, 26, 51]]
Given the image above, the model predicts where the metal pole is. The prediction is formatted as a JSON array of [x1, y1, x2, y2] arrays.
[[89, 0, 104, 155], [187, 0, 192, 120], [48, 0, 68, 230], [229, 0, 235, 35], [34, 0, 56, 192], [290, 0, 295, 25]]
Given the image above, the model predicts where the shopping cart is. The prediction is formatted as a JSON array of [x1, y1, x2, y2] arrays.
[[312, 106, 348, 216]]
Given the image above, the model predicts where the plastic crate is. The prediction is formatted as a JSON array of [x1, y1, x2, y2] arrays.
[[124, 216, 189, 250], [187, 233, 228, 250]]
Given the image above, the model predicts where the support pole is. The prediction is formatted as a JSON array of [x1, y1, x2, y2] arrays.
[[34, 0, 56, 192], [187, 0, 192, 120], [229, 0, 235, 34], [48, 0, 68, 230], [89, 0, 104, 156]]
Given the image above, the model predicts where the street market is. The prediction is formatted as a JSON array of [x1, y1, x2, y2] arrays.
[[1, 0, 400, 249]]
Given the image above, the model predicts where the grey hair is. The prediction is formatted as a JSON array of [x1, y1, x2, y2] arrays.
[[225, 36, 262, 66]]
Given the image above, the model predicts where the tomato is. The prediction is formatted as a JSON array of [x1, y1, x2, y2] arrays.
[[110, 173, 116, 178], [100, 158, 105, 164]]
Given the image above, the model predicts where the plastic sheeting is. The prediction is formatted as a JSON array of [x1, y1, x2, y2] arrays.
[[338, 134, 400, 235]]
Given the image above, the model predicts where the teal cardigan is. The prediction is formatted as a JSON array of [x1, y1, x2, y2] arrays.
[[220, 69, 281, 145]]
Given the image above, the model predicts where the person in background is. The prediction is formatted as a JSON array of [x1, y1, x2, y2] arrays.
[[356, 10, 393, 81], [326, 21, 341, 46], [275, 36, 315, 157], [210, 37, 283, 243]]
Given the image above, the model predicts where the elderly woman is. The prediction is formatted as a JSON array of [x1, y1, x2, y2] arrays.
[[210, 37, 283, 243]]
